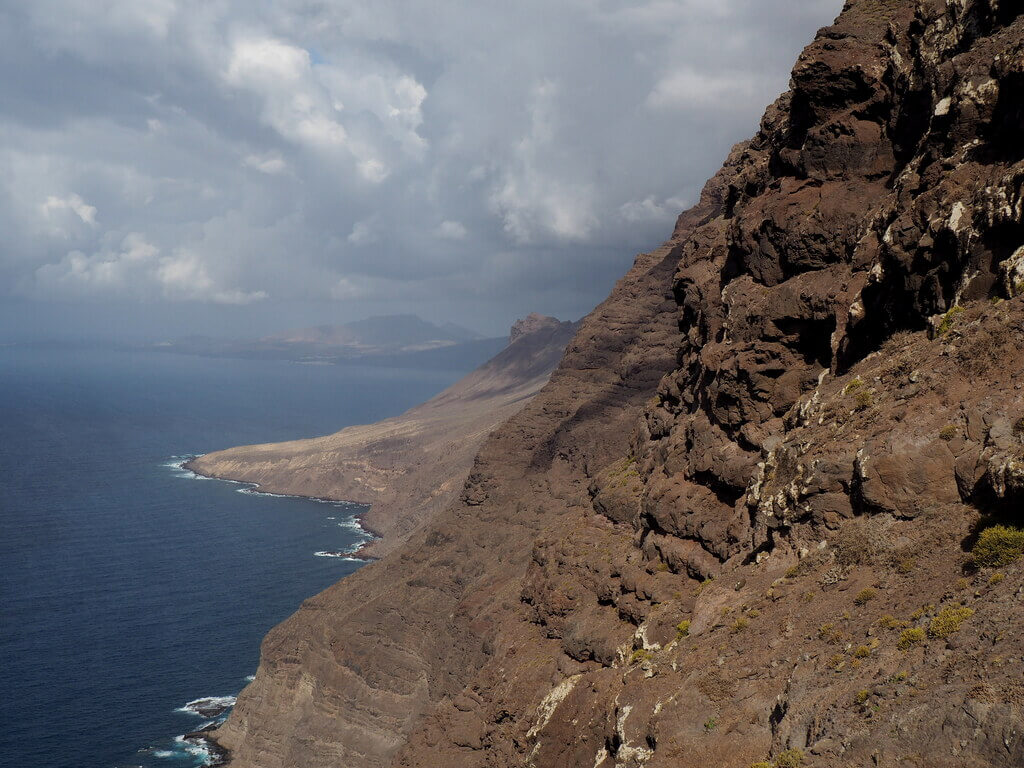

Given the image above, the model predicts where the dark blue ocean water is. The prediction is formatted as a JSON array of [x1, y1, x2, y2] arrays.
[[0, 346, 462, 768]]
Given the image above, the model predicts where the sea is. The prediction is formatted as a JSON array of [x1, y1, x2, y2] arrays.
[[0, 345, 464, 768]]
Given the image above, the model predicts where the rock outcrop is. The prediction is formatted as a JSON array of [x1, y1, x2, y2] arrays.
[[214, 2, 1024, 766]]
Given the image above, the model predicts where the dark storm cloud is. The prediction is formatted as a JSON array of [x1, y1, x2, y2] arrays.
[[0, 0, 842, 332]]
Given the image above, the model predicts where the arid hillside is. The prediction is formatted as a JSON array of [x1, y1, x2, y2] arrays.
[[189, 314, 576, 557], [211, 1, 1024, 766]]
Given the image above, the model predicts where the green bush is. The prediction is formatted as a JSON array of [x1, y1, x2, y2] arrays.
[[854, 390, 874, 410], [854, 588, 877, 606], [774, 749, 804, 768], [928, 606, 974, 638], [897, 627, 925, 650], [937, 305, 965, 336], [972, 524, 1024, 567], [629, 648, 653, 664], [731, 617, 750, 633], [676, 620, 691, 639]]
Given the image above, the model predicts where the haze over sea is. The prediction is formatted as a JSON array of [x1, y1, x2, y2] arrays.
[[0, 345, 463, 767]]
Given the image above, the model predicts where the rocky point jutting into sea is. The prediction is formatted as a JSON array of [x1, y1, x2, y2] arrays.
[[196, 1, 1024, 766]]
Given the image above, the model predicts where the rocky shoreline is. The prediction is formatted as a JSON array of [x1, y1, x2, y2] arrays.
[[181, 726, 230, 767], [181, 458, 382, 559]]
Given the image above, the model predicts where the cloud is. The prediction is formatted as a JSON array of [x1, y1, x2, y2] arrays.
[[34, 233, 267, 304], [646, 69, 766, 110], [619, 195, 690, 223], [243, 152, 288, 174], [436, 220, 467, 240], [41, 193, 98, 226], [0, 0, 843, 334], [347, 220, 377, 245]]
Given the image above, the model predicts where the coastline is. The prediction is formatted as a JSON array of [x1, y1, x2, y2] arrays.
[[178, 456, 381, 560], [161, 454, 383, 767]]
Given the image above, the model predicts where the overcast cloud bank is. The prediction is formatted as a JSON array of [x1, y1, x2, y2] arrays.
[[0, 0, 841, 337]]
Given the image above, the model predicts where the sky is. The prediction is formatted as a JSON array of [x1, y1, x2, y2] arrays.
[[0, 0, 841, 341]]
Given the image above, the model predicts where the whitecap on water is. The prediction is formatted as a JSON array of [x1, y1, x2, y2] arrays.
[[162, 456, 213, 481], [313, 552, 363, 561], [176, 696, 236, 718]]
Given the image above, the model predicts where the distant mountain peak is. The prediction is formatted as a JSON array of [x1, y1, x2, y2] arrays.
[[509, 313, 564, 344], [262, 314, 485, 351]]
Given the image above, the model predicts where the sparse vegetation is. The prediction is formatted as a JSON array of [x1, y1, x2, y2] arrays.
[[854, 587, 877, 606], [854, 689, 870, 704], [818, 622, 842, 643], [939, 424, 958, 441], [731, 617, 749, 633], [854, 390, 874, 410], [896, 557, 916, 574], [937, 304, 965, 336], [703, 716, 718, 732], [877, 614, 905, 629], [629, 648, 653, 664], [972, 524, 1024, 567], [989, 573, 1005, 585], [843, 377, 864, 394], [774, 748, 804, 768], [928, 606, 974, 638], [897, 627, 925, 650], [910, 604, 933, 621], [853, 645, 872, 658], [675, 620, 691, 639]]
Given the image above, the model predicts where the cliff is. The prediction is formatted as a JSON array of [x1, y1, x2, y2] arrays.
[[188, 315, 576, 557], [213, 1, 1024, 766]]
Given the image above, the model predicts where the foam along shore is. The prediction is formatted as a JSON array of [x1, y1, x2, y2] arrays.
[[170, 455, 379, 559]]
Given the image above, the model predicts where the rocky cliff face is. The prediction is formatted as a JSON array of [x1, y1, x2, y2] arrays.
[[215, 2, 1024, 766]]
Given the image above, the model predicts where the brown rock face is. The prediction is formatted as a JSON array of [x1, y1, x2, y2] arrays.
[[216, 2, 1024, 767]]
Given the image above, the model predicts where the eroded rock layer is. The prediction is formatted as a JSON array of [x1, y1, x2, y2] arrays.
[[217, 1, 1024, 766]]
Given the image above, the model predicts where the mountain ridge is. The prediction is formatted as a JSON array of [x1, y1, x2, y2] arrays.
[[209, 2, 1024, 766]]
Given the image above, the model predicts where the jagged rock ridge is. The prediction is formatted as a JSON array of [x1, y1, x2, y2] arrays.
[[215, 2, 1024, 766]]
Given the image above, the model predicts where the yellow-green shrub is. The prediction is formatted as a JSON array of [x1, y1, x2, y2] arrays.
[[928, 606, 974, 638], [854, 588, 877, 606], [897, 627, 925, 650], [972, 525, 1024, 567]]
